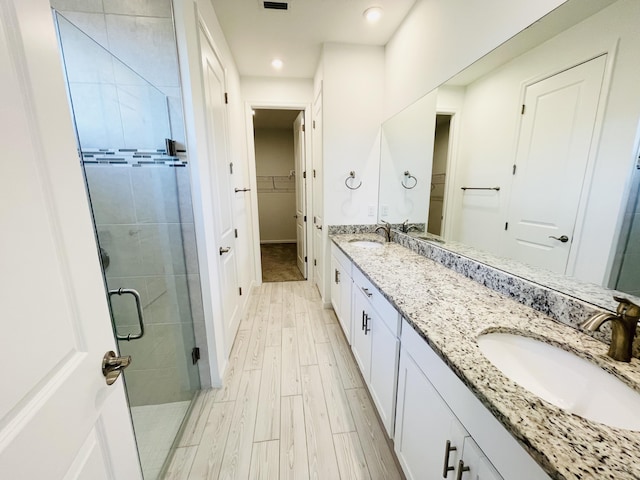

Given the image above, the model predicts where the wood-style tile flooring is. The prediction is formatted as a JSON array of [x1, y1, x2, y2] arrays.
[[165, 281, 403, 480]]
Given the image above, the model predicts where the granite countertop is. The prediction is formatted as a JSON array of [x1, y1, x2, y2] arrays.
[[331, 233, 640, 480]]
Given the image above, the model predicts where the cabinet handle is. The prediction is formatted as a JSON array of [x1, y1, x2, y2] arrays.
[[362, 287, 373, 297], [455, 460, 470, 480], [364, 314, 370, 335], [335, 269, 340, 284], [362, 311, 366, 331], [442, 440, 457, 478]]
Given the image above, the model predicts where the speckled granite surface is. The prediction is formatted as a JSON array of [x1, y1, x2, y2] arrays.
[[331, 233, 640, 480]]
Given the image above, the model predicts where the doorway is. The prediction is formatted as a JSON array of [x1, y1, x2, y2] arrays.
[[429, 114, 453, 236], [253, 109, 307, 282], [54, 11, 202, 479]]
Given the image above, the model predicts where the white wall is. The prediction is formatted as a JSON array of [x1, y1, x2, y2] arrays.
[[320, 43, 385, 226], [384, 0, 567, 119], [446, 0, 640, 285], [255, 128, 297, 242], [241, 76, 313, 105]]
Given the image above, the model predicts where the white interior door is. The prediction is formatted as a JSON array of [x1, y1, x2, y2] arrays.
[[200, 29, 240, 356], [294, 112, 307, 278], [505, 55, 607, 273], [312, 90, 324, 293], [0, 1, 140, 478]]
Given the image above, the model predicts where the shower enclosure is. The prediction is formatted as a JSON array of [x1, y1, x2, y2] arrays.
[[54, 10, 203, 479]]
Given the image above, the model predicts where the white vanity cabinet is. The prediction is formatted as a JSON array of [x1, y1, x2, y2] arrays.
[[396, 319, 550, 480], [351, 266, 401, 437], [395, 348, 468, 479], [330, 243, 353, 343], [395, 347, 503, 480]]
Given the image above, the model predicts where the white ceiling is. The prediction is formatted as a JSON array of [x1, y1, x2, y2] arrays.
[[210, 0, 417, 78]]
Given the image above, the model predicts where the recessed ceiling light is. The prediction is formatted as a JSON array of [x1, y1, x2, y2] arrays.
[[363, 6, 383, 23], [271, 58, 283, 70]]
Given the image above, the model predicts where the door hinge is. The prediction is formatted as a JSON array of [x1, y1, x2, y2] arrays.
[[229, 162, 233, 174], [303, 215, 307, 222], [313, 169, 316, 178], [313, 120, 316, 129], [239, 287, 242, 296], [302, 124, 305, 132], [191, 347, 200, 364], [505, 222, 509, 231], [521, 104, 526, 114], [314, 259, 317, 266], [225, 92, 229, 104], [234, 228, 238, 238], [304, 256, 308, 263], [303, 171, 306, 179], [512, 164, 517, 175]]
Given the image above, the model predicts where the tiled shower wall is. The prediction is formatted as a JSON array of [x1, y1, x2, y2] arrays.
[[51, 0, 185, 149], [86, 160, 202, 406]]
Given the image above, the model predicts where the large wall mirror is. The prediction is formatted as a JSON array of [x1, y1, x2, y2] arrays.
[[379, 0, 640, 310]]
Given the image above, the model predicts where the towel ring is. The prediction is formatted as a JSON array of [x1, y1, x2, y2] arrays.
[[345, 171, 362, 190], [402, 171, 418, 189]]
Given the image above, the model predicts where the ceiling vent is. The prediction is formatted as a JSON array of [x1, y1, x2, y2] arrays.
[[263, 1, 288, 10]]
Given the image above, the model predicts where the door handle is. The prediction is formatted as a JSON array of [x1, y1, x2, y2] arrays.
[[455, 460, 470, 480], [548, 235, 569, 243], [220, 246, 231, 255], [442, 440, 457, 477], [108, 288, 145, 341], [102, 351, 131, 385], [234, 188, 251, 193], [315, 224, 323, 230]]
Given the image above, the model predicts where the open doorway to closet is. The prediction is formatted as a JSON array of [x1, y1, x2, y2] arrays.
[[253, 109, 307, 282]]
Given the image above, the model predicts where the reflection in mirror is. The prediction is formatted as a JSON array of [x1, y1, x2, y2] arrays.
[[379, 91, 436, 228], [378, 0, 640, 305]]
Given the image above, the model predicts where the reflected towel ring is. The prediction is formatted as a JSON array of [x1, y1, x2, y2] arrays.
[[345, 171, 362, 190], [402, 171, 418, 189]]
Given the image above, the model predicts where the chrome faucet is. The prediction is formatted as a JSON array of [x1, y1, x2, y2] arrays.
[[580, 296, 640, 362], [375, 222, 391, 242]]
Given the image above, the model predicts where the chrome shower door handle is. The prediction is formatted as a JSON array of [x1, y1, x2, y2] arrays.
[[108, 288, 145, 341]]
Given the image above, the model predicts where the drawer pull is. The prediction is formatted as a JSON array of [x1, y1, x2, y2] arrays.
[[442, 440, 457, 477], [455, 460, 470, 480], [335, 269, 340, 284], [362, 287, 373, 297], [362, 311, 366, 331], [364, 314, 370, 335]]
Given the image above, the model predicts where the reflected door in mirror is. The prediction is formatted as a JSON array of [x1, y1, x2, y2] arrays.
[[504, 55, 607, 274]]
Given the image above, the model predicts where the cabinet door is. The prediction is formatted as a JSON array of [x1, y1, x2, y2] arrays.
[[330, 255, 341, 317], [459, 437, 503, 480], [369, 315, 400, 437], [394, 349, 466, 480], [351, 286, 372, 379], [339, 267, 352, 344]]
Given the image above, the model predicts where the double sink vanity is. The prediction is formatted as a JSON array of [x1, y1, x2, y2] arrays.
[[329, 230, 640, 480]]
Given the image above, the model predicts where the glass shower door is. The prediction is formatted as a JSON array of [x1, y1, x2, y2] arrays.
[[55, 12, 202, 480]]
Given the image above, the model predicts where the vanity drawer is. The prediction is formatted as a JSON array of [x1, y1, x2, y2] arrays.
[[353, 266, 400, 336]]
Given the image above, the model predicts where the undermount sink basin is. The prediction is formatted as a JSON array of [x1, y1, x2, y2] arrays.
[[348, 240, 383, 248], [477, 332, 640, 431]]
